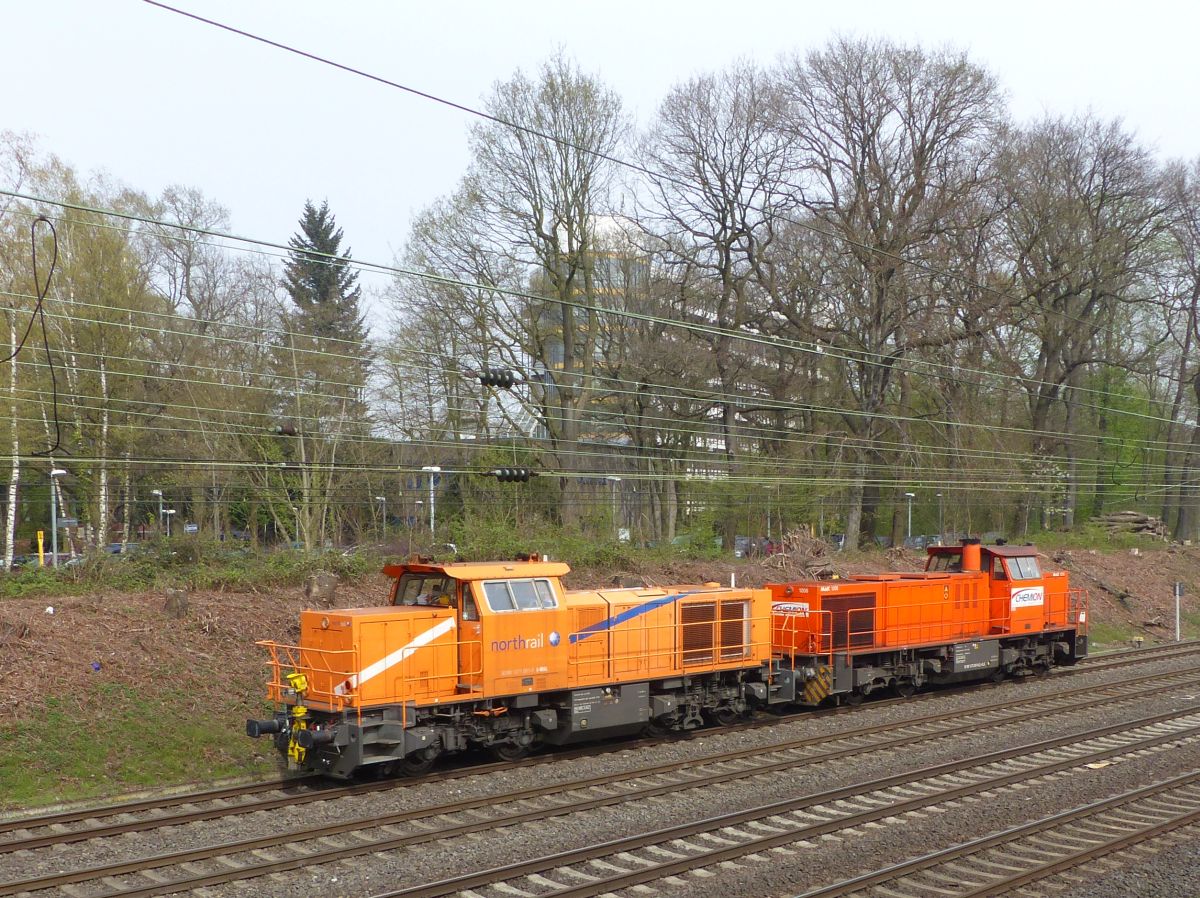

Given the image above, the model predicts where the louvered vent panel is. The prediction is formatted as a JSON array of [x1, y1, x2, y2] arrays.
[[719, 599, 749, 660], [681, 602, 716, 666]]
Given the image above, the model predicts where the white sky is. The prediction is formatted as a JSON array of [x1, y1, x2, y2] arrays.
[[3, 0, 1198, 328]]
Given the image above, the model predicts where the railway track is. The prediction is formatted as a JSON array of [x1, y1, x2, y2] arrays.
[[2, 642, 1197, 853], [4, 664, 1199, 897], [1079, 638, 1200, 669], [3, 657, 1198, 858], [368, 707, 1200, 898], [4, 636, 1195, 851], [798, 772, 1200, 897]]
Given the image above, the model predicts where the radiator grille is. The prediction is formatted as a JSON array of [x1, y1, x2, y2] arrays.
[[682, 599, 750, 666]]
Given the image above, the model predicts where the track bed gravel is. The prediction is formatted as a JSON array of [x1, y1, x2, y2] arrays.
[[4, 651, 1199, 897], [1054, 824, 1200, 898]]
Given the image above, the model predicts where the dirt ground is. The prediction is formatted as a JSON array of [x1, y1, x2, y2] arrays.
[[1, 541, 1197, 724]]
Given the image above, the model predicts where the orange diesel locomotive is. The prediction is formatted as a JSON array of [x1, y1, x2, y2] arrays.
[[248, 540, 1086, 777], [767, 539, 1088, 706], [248, 556, 773, 777]]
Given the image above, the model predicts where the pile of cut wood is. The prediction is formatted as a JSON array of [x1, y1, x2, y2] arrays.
[[1090, 510, 1168, 538], [764, 529, 843, 579]]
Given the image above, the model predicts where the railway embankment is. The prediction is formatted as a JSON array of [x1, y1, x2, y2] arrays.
[[0, 541, 1196, 809]]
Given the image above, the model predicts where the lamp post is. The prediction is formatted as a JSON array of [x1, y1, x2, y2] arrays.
[[49, 468, 66, 567], [291, 506, 300, 545], [936, 492, 944, 545], [151, 488, 163, 535], [163, 508, 176, 538], [606, 476, 621, 539], [904, 492, 916, 541], [375, 496, 387, 538], [421, 466, 441, 536]]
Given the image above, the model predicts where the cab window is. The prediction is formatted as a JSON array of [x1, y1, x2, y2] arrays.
[[928, 553, 962, 573], [483, 578, 559, 612], [992, 557, 1008, 580], [393, 573, 456, 607], [1009, 556, 1042, 579]]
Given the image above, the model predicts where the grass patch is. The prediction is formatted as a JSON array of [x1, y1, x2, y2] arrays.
[[1031, 525, 1169, 553], [0, 680, 276, 809], [1086, 619, 1142, 651]]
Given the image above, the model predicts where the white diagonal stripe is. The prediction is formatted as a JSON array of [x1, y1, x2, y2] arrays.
[[334, 617, 457, 696]]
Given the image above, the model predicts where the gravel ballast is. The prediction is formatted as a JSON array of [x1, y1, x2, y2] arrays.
[[3, 651, 1199, 897]]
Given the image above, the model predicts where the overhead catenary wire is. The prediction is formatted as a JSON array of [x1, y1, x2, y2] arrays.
[[138, 0, 1191, 414], [0, 195, 1195, 462], [7, 192, 1190, 441], [0, 131, 1192, 517], [0, 286, 1184, 475], [3, 344, 1193, 487]]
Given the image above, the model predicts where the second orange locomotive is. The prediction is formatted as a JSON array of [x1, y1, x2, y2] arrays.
[[248, 539, 1087, 777]]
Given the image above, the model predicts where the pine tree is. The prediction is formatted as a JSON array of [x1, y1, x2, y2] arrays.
[[283, 200, 367, 343], [280, 200, 372, 409]]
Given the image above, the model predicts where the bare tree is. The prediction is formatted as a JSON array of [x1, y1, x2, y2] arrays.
[[0, 132, 36, 567], [466, 52, 627, 523], [995, 115, 1167, 530], [774, 37, 1004, 549], [638, 62, 795, 547], [1160, 159, 1200, 540]]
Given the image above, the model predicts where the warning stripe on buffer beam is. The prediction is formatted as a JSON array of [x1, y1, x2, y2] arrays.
[[802, 665, 833, 704]]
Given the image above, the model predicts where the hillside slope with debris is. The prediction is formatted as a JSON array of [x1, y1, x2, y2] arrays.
[[0, 540, 1196, 808]]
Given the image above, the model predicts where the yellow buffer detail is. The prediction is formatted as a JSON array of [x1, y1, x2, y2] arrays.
[[288, 705, 308, 765], [801, 665, 833, 706]]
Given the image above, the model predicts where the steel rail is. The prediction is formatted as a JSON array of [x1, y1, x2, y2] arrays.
[[4, 661, 1198, 862], [0, 633, 1190, 840], [369, 709, 1200, 898], [795, 771, 1200, 897], [10, 705, 1200, 898]]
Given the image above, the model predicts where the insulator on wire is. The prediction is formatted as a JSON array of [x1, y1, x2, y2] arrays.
[[478, 367, 519, 389], [489, 467, 534, 483]]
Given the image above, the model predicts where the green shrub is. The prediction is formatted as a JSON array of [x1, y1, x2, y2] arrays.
[[1028, 524, 1164, 552], [0, 542, 379, 600]]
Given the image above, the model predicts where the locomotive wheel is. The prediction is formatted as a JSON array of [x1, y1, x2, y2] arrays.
[[1032, 661, 1052, 678], [397, 752, 439, 777], [644, 718, 673, 738], [709, 707, 741, 727], [893, 680, 916, 699], [489, 742, 530, 762], [989, 668, 1006, 684], [843, 692, 863, 707]]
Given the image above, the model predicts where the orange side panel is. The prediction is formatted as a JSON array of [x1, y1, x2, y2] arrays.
[[566, 599, 610, 686], [770, 572, 1004, 656], [481, 606, 569, 696], [298, 608, 459, 708], [565, 586, 772, 690]]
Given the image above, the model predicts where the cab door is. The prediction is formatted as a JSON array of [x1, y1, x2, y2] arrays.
[[457, 582, 484, 694], [987, 555, 1011, 634]]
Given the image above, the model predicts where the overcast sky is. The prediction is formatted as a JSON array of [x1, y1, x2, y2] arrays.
[[3, 0, 1198, 326]]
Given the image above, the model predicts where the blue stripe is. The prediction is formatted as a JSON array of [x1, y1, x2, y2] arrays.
[[568, 591, 697, 644]]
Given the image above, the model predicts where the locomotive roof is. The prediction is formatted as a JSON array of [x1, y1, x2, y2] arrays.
[[982, 544, 1041, 557], [382, 559, 572, 580], [926, 543, 1039, 557]]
